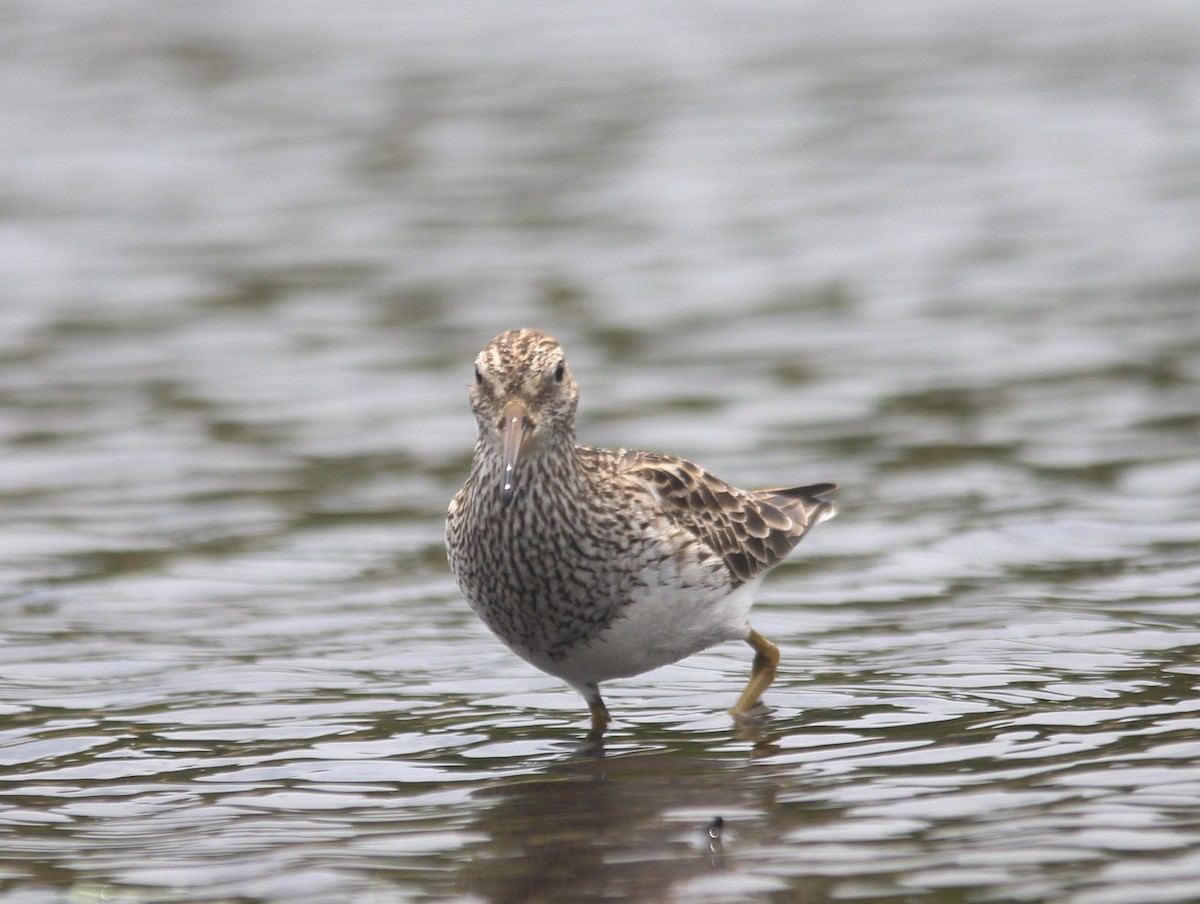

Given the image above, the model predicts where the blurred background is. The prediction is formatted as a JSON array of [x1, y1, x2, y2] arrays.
[[1, 2, 1198, 903]]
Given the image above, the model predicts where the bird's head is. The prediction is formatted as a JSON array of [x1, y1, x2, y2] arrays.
[[469, 329, 579, 506]]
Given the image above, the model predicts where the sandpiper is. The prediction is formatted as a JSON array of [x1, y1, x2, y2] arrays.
[[446, 329, 836, 735]]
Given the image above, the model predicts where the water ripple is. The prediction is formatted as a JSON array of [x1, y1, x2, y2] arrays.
[[3, 2, 1200, 902]]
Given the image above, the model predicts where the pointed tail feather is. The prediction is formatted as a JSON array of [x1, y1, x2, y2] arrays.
[[762, 482, 838, 528]]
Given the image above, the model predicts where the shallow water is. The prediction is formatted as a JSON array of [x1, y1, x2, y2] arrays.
[[2, 2, 1200, 902]]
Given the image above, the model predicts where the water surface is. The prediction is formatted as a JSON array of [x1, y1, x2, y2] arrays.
[[2, 2, 1199, 902]]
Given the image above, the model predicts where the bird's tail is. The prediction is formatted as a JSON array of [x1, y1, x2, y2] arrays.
[[762, 482, 838, 528]]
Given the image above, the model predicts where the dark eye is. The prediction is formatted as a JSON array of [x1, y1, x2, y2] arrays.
[[474, 366, 484, 385], [554, 360, 566, 383]]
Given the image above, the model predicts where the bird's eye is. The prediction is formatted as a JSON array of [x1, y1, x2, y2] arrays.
[[474, 366, 484, 385], [554, 360, 566, 383]]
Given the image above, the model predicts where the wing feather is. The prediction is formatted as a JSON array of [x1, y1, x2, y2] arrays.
[[620, 451, 836, 584]]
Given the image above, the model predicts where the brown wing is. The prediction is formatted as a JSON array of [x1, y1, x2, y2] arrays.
[[620, 450, 837, 584]]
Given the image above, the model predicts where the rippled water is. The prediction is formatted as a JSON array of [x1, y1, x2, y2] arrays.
[[3, 2, 1200, 902]]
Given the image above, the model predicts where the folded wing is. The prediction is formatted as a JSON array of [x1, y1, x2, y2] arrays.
[[620, 450, 837, 584]]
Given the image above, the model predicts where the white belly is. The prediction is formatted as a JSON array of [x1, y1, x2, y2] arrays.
[[513, 578, 762, 687]]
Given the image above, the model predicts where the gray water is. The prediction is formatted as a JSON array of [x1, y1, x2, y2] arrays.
[[2, 2, 1200, 902]]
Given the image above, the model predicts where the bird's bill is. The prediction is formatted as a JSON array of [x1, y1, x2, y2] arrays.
[[499, 400, 533, 506]]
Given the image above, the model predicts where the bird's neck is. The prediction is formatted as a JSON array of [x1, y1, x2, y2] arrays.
[[473, 433, 588, 512]]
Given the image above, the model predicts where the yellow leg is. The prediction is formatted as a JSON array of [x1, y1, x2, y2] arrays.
[[584, 684, 611, 739], [731, 628, 779, 715]]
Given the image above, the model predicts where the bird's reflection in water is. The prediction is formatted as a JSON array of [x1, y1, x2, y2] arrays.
[[458, 755, 731, 902], [450, 725, 796, 904]]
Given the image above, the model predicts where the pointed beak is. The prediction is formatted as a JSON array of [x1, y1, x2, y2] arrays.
[[499, 400, 533, 506]]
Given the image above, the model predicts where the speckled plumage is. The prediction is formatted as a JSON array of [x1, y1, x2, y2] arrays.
[[446, 329, 836, 734]]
